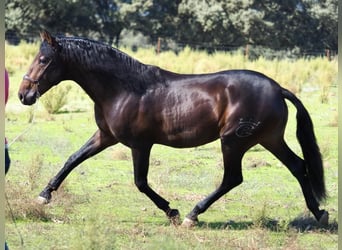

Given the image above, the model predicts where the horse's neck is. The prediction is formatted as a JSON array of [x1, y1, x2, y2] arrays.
[[62, 61, 110, 104], [59, 40, 165, 102]]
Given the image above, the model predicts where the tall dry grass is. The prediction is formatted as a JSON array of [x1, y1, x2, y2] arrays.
[[7, 42, 337, 88], [125, 46, 337, 96], [6, 42, 337, 103]]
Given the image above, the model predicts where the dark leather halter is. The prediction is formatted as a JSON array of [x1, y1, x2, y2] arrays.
[[23, 74, 40, 84]]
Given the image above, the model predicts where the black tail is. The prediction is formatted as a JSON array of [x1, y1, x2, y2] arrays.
[[282, 88, 326, 202]]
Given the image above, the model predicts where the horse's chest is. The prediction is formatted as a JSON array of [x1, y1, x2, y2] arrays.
[[98, 101, 149, 145]]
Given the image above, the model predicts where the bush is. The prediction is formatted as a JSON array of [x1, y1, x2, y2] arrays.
[[41, 84, 72, 114]]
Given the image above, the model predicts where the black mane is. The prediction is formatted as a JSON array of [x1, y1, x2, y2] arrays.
[[54, 36, 166, 94]]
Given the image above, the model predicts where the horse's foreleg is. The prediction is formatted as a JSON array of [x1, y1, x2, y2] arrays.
[[131, 146, 180, 225], [38, 130, 117, 204], [182, 140, 244, 227]]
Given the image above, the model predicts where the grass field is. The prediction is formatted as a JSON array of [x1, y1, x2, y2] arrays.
[[5, 43, 338, 249]]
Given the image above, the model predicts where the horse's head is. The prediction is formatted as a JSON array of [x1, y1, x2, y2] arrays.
[[18, 30, 64, 105]]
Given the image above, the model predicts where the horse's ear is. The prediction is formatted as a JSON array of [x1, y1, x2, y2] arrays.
[[40, 30, 57, 47]]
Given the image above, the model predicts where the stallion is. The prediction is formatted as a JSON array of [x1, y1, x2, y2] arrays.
[[18, 31, 328, 227]]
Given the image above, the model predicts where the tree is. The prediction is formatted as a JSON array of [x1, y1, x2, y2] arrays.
[[177, 0, 338, 52], [176, 0, 283, 49], [5, 0, 337, 53], [177, 0, 242, 48], [305, 0, 338, 50], [90, 0, 125, 46], [5, 0, 37, 42], [5, 0, 97, 42]]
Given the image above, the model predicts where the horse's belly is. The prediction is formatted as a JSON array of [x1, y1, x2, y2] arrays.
[[157, 119, 220, 148], [160, 133, 219, 148], [156, 98, 222, 147]]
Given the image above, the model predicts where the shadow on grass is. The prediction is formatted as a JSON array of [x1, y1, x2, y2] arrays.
[[289, 215, 338, 233], [55, 109, 87, 114], [197, 215, 338, 234]]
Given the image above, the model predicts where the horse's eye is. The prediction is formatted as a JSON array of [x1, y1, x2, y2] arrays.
[[39, 56, 48, 65]]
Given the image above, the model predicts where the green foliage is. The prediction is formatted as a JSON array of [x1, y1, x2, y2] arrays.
[[177, 0, 337, 51], [40, 84, 72, 114], [5, 0, 338, 53]]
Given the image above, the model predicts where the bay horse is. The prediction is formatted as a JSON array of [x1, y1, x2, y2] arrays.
[[18, 31, 328, 227]]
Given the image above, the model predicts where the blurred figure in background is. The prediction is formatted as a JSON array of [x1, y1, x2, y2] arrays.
[[5, 69, 10, 250], [5, 69, 10, 174]]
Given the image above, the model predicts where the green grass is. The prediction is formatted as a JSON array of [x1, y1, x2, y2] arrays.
[[5, 43, 338, 249]]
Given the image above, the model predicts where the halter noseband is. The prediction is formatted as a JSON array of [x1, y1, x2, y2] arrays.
[[23, 74, 40, 84]]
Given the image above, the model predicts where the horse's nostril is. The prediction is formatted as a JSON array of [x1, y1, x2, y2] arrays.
[[18, 93, 25, 103]]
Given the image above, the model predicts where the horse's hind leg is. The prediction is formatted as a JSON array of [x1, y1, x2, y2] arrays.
[[182, 139, 245, 227], [261, 139, 328, 224]]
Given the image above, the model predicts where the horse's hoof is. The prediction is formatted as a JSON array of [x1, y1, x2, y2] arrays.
[[181, 217, 197, 228], [38, 189, 52, 204], [318, 210, 329, 226], [36, 196, 49, 205], [167, 209, 181, 226]]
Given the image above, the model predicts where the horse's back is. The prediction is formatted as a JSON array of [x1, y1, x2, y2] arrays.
[[153, 70, 287, 147]]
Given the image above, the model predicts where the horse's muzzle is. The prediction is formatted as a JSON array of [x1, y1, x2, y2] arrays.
[[18, 90, 38, 105]]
